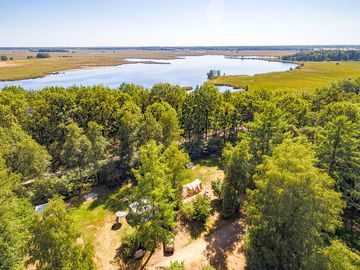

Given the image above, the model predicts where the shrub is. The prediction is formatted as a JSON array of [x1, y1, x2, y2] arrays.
[[97, 159, 125, 187], [180, 201, 195, 221], [29, 167, 96, 204], [192, 194, 212, 222], [0, 55, 8, 61], [181, 194, 212, 223], [166, 261, 185, 270], [120, 227, 142, 260], [211, 179, 224, 199], [36, 52, 50, 59]]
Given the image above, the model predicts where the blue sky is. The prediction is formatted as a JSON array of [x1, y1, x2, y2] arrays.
[[0, 0, 359, 46]]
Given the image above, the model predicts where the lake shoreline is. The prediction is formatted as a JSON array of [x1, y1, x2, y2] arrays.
[[0, 49, 296, 82]]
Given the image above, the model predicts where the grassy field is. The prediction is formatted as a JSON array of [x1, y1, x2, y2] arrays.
[[0, 49, 295, 81], [212, 61, 360, 91]]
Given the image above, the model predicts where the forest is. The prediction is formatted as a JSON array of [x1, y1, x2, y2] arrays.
[[282, 49, 360, 61], [0, 79, 360, 270]]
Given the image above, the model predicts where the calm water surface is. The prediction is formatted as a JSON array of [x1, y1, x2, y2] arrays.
[[0, 55, 297, 91]]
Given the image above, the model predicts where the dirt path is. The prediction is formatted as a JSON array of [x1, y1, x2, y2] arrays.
[[147, 218, 246, 270], [93, 214, 122, 270]]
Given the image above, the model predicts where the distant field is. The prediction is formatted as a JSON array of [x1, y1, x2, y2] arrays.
[[0, 49, 296, 81], [212, 61, 360, 91]]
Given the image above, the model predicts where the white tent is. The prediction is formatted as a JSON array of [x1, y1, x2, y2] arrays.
[[129, 199, 152, 215], [35, 203, 48, 214]]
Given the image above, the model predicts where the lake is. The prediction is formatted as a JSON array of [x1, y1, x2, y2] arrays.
[[0, 55, 297, 91]]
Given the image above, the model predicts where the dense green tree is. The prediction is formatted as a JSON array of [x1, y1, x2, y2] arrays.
[[159, 107, 182, 146], [29, 196, 95, 270], [182, 83, 223, 140], [138, 111, 162, 145], [118, 83, 149, 112], [132, 141, 176, 250], [315, 240, 360, 270], [0, 124, 51, 179], [62, 123, 91, 171], [163, 142, 191, 204], [245, 140, 344, 270], [316, 115, 360, 210], [0, 157, 33, 270], [70, 85, 124, 137], [25, 88, 76, 168], [247, 102, 290, 166], [86, 121, 108, 165], [118, 101, 143, 177], [150, 83, 186, 114], [215, 101, 239, 142], [221, 140, 252, 217]]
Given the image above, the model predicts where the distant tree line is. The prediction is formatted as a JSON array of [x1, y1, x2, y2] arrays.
[[282, 49, 360, 61]]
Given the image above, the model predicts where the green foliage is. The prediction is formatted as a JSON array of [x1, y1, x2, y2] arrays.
[[29, 196, 95, 270], [0, 124, 51, 179], [150, 83, 186, 114], [0, 157, 33, 270], [86, 121, 108, 165], [282, 49, 360, 61], [0, 55, 8, 61], [316, 240, 360, 270], [118, 101, 142, 178], [181, 194, 212, 223], [207, 69, 221, 79], [29, 166, 96, 205], [211, 178, 224, 199], [62, 122, 91, 170], [36, 52, 50, 59], [316, 115, 360, 210], [120, 227, 142, 260], [247, 102, 290, 166], [163, 142, 191, 205], [166, 261, 186, 270], [132, 141, 177, 251], [221, 140, 252, 217], [245, 140, 344, 270]]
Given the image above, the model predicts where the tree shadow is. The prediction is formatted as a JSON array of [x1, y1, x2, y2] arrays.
[[194, 155, 223, 169], [179, 216, 207, 239], [112, 246, 154, 270], [204, 214, 245, 270]]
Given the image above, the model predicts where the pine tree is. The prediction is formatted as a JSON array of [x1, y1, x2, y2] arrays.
[[245, 140, 344, 270]]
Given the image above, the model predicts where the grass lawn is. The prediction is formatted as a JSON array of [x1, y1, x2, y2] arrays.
[[71, 186, 132, 270], [211, 61, 360, 91]]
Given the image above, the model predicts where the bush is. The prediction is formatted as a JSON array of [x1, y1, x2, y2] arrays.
[[120, 227, 142, 260], [166, 261, 185, 270], [180, 201, 195, 221], [206, 136, 225, 155], [0, 55, 8, 61], [29, 167, 96, 204], [211, 179, 224, 199], [36, 52, 50, 59], [181, 194, 212, 223], [97, 159, 125, 187], [192, 194, 212, 222]]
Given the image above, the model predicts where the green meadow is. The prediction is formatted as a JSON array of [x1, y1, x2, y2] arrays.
[[212, 61, 360, 90]]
